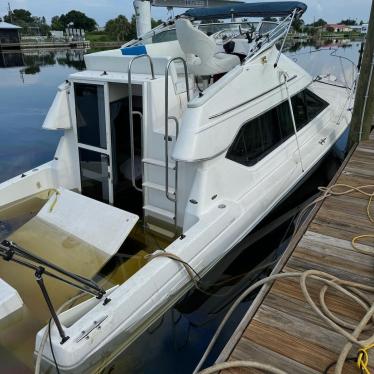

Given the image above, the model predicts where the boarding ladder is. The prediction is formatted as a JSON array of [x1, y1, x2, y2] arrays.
[[128, 55, 190, 233]]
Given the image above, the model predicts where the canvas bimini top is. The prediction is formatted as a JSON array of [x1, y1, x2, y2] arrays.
[[184, 1, 307, 20]]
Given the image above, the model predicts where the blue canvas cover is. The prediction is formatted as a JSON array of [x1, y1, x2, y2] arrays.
[[121, 44, 147, 56], [184, 1, 307, 19]]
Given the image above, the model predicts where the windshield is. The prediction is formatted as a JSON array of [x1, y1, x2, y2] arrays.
[[198, 22, 258, 37], [259, 21, 279, 35], [141, 28, 178, 44]]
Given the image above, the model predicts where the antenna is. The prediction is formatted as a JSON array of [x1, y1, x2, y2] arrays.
[[8, 2, 13, 23]]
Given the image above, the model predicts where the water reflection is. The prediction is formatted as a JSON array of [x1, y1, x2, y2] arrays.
[[0, 51, 25, 68], [0, 48, 88, 183], [0, 49, 86, 81], [285, 38, 362, 88]]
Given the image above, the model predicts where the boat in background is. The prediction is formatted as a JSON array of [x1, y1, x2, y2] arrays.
[[0, 2, 355, 372]]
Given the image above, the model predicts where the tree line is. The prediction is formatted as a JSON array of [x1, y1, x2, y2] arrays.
[[1, 9, 161, 41]]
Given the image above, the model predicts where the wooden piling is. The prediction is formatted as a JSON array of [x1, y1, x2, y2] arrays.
[[349, 1, 374, 147]]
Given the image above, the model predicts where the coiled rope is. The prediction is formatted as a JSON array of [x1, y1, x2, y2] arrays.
[[190, 183, 374, 373]]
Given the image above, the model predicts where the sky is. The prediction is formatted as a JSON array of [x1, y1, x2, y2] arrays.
[[0, 0, 372, 27]]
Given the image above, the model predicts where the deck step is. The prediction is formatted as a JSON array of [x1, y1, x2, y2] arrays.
[[143, 182, 175, 195], [143, 158, 176, 169], [143, 205, 175, 221]]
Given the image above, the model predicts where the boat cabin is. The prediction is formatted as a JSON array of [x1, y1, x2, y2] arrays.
[[42, 2, 309, 237]]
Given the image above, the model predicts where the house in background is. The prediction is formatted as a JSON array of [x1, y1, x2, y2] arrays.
[[0, 21, 22, 49], [361, 24, 369, 33], [324, 24, 353, 33]]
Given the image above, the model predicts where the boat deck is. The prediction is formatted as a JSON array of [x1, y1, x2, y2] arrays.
[[217, 138, 374, 373]]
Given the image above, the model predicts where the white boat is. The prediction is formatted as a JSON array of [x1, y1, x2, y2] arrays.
[[0, 2, 355, 372]]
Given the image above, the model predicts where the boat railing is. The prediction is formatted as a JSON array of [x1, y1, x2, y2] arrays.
[[165, 57, 190, 229], [245, 10, 298, 64], [128, 54, 155, 193]]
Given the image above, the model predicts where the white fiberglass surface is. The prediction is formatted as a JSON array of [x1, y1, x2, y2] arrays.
[[0, 192, 170, 371]]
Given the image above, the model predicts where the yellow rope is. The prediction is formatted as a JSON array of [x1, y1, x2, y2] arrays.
[[357, 343, 374, 374], [48, 190, 60, 213], [318, 184, 374, 256]]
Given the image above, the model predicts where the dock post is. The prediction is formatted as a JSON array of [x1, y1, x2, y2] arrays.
[[349, 1, 374, 147]]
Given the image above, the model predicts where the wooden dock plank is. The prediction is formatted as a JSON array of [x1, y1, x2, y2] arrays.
[[219, 139, 374, 373]]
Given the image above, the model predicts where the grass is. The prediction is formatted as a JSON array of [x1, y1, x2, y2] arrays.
[[85, 31, 113, 43]]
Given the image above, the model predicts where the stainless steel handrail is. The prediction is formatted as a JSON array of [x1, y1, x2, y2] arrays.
[[166, 116, 179, 229], [164, 57, 190, 227], [130, 111, 143, 192], [128, 54, 155, 192], [165, 116, 179, 202]]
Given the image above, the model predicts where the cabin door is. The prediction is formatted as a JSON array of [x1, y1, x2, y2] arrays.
[[74, 82, 114, 204]]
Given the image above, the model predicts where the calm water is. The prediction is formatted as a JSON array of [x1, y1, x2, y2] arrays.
[[0, 39, 361, 373], [0, 49, 85, 182]]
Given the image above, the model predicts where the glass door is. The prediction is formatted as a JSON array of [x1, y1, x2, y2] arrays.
[[74, 82, 113, 204]]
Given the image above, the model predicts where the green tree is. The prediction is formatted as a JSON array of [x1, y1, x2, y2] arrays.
[[3, 9, 50, 35], [105, 15, 132, 41], [51, 10, 97, 32], [340, 19, 357, 26], [32, 16, 50, 35], [51, 15, 64, 30], [292, 18, 305, 33], [130, 15, 137, 39], [151, 18, 163, 28], [4, 9, 33, 26], [310, 18, 327, 27]]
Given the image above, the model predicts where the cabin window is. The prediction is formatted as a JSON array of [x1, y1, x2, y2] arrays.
[[291, 89, 329, 130], [226, 101, 294, 166], [75, 83, 107, 149], [226, 89, 328, 167]]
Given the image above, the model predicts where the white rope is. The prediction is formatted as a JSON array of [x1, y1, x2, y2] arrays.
[[198, 361, 288, 374], [280, 71, 305, 172], [193, 271, 374, 374], [194, 183, 374, 374], [34, 293, 87, 374]]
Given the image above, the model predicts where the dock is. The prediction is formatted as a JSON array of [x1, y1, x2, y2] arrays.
[[217, 137, 374, 373], [0, 41, 90, 50]]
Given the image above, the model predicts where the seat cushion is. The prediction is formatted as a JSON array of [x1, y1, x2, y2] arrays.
[[176, 19, 240, 76], [188, 52, 240, 76]]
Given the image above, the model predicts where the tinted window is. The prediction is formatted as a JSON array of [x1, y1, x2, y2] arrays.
[[305, 89, 329, 120], [291, 89, 328, 130], [79, 148, 109, 203], [226, 101, 293, 166], [227, 89, 329, 167], [291, 92, 308, 129], [75, 83, 107, 149]]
